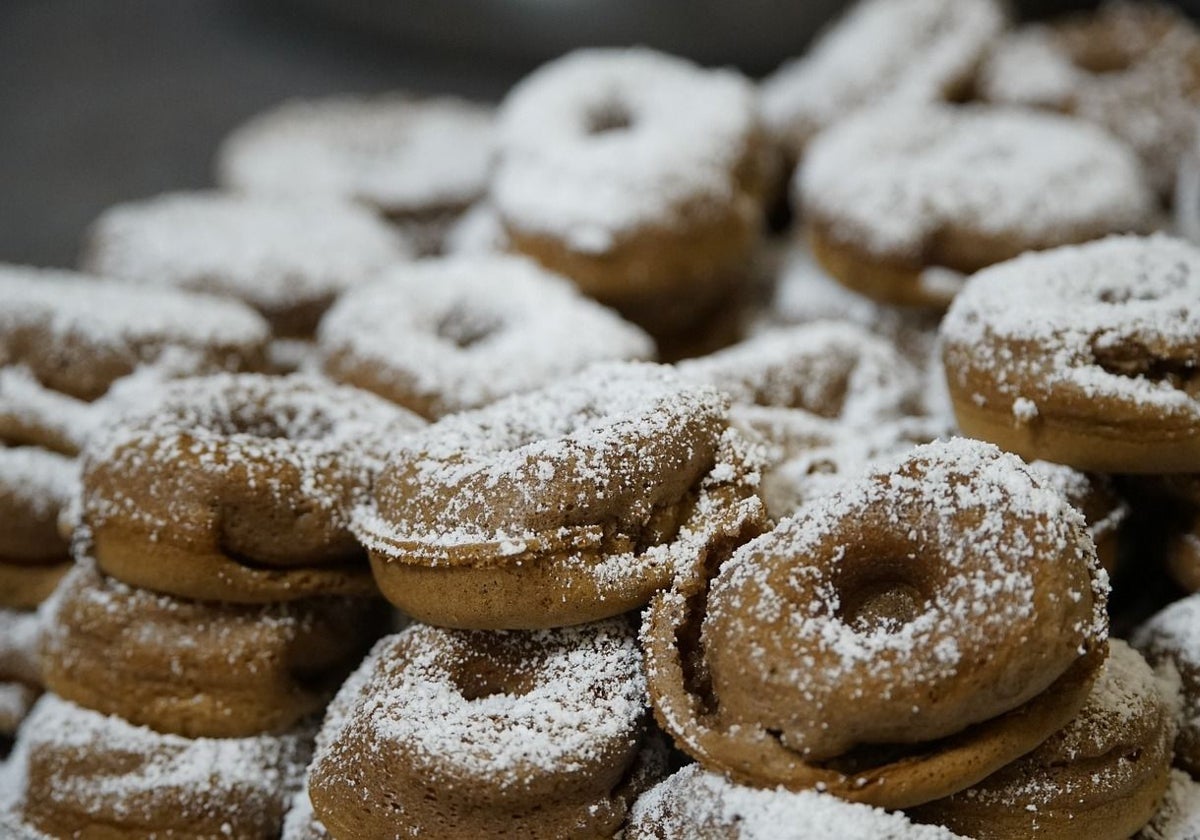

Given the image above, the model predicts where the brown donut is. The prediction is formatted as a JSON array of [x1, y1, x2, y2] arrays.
[[0, 446, 74, 610], [17, 694, 310, 839], [308, 620, 667, 839], [82, 373, 423, 603], [911, 640, 1174, 840], [41, 562, 382, 739], [941, 235, 1200, 474], [644, 438, 1108, 808], [356, 362, 767, 629], [1027, 460, 1128, 575], [1133, 591, 1200, 777]]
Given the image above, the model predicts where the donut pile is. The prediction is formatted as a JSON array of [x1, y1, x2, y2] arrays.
[[3, 0, 1200, 837]]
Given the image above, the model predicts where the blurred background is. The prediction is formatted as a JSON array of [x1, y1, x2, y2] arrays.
[[4, 0, 1200, 267]]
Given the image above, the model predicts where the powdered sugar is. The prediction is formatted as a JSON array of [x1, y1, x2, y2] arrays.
[[0, 446, 76, 520], [493, 48, 760, 251], [799, 104, 1153, 261], [0, 609, 43, 687], [1142, 769, 1200, 839]]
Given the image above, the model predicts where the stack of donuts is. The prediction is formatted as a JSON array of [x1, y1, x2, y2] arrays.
[[4, 0, 1200, 837]]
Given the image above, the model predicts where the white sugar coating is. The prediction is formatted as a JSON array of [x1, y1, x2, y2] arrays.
[[799, 104, 1153, 260], [317, 620, 646, 790], [711, 438, 1108, 710], [677, 321, 922, 428], [18, 694, 310, 824], [82, 191, 410, 313], [761, 0, 1004, 153], [0, 609, 43, 687], [0, 813, 47, 840], [0, 446, 76, 520], [281, 788, 328, 840], [1133, 593, 1200, 749], [318, 255, 654, 416], [940, 234, 1200, 420], [1142, 769, 1200, 839], [0, 368, 99, 454], [444, 201, 509, 255], [492, 47, 760, 252], [1026, 460, 1128, 543], [627, 763, 964, 839], [217, 94, 493, 213], [0, 682, 37, 735]]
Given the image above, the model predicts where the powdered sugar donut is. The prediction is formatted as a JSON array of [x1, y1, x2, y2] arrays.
[[1026, 461, 1128, 575], [356, 362, 767, 629], [493, 48, 767, 355], [41, 561, 382, 738], [941, 235, 1200, 473], [318, 255, 654, 419], [0, 266, 269, 454], [1134, 592, 1200, 777], [308, 620, 666, 839], [0, 447, 74, 610], [800, 104, 1154, 307], [1139, 769, 1200, 839], [644, 438, 1108, 808], [627, 763, 965, 840], [979, 2, 1200, 196], [912, 640, 1174, 840], [82, 373, 423, 603], [217, 95, 493, 255], [0, 608, 42, 692], [761, 0, 1005, 161], [81, 191, 410, 336], [17, 694, 309, 839]]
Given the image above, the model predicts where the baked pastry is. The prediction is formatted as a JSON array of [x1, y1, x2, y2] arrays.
[[217, 94, 493, 255], [911, 640, 1174, 840], [979, 1, 1200, 196], [82, 373, 423, 603], [1139, 769, 1200, 839], [644, 438, 1108, 808], [1133, 591, 1200, 777], [0, 446, 74, 609], [1026, 461, 1128, 575], [0, 682, 37, 737], [308, 619, 667, 839], [492, 48, 768, 357], [356, 362, 767, 629], [800, 104, 1153, 307], [41, 561, 382, 738], [18, 694, 310, 839], [317, 254, 654, 419], [80, 191, 410, 337], [941, 235, 1200, 473], [0, 265, 269, 454], [626, 763, 964, 839]]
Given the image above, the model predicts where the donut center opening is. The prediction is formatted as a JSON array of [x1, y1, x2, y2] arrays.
[[220, 404, 335, 441], [1092, 341, 1199, 395], [435, 308, 500, 350], [451, 657, 537, 701], [834, 558, 930, 633], [585, 101, 634, 135]]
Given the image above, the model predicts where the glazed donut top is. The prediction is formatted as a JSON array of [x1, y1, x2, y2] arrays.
[[492, 48, 760, 252], [316, 620, 645, 790], [799, 104, 1153, 265], [81, 191, 409, 330], [628, 764, 964, 840], [761, 0, 1005, 154], [317, 255, 655, 418], [359, 362, 745, 561], [217, 95, 493, 215], [940, 235, 1200, 427], [0, 265, 269, 402]]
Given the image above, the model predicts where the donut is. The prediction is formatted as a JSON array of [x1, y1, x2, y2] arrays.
[[643, 438, 1108, 808], [80, 191, 410, 337], [0, 447, 74, 610], [1139, 769, 1200, 840], [317, 254, 655, 419], [626, 763, 964, 839], [41, 561, 383, 739], [82, 373, 423, 603], [218, 94, 493, 256], [0, 265, 270, 454], [444, 201, 508, 255], [0, 608, 43, 690], [911, 640, 1174, 840], [979, 1, 1200, 196], [0, 682, 37, 737], [17, 694, 309, 839], [492, 48, 768, 355], [800, 104, 1154, 307], [1133, 591, 1200, 777], [1027, 461, 1128, 575], [940, 235, 1200, 474], [355, 362, 768, 629], [308, 619, 667, 839], [761, 0, 1004, 163]]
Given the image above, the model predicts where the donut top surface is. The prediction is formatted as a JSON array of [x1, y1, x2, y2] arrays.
[[941, 235, 1200, 423], [81, 191, 409, 319], [628, 763, 964, 839], [362, 362, 746, 556], [0, 265, 269, 401], [492, 48, 760, 252], [761, 0, 1005, 151], [317, 255, 655, 418], [217, 95, 494, 214], [799, 104, 1153, 264]]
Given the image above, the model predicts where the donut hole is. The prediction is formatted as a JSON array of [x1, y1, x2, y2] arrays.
[[450, 656, 538, 702], [211, 403, 336, 441], [585, 101, 634, 135], [833, 556, 931, 634], [1092, 341, 1200, 394], [434, 308, 501, 350]]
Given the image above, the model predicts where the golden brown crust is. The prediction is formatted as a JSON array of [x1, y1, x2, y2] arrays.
[[808, 224, 957, 309]]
